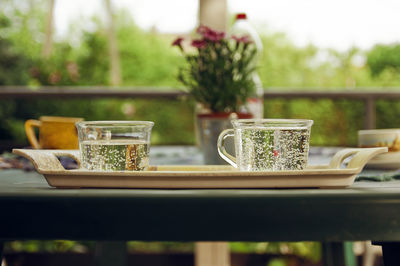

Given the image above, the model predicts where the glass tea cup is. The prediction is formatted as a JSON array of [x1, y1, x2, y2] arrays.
[[76, 121, 154, 171], [217, 119, 313, 171]]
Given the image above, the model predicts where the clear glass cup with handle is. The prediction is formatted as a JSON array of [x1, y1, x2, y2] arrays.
[[217, 119, 313, 171], [76, 121, 154, 171]]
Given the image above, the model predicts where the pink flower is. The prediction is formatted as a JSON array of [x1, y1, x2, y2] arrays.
[[197, 25, 225, 42], [197, 25, 211, 35], [191, 39, 207, 49], [232, 35, 253, 44], [204, 30, 225, 42], [172, 37, 184, 50]]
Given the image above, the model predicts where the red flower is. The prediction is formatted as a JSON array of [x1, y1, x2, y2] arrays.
[[197, 25, 211, 35], [204, 30, 225, 42], [232, 35, 253, 44], [197, 25, 225, 42], [172, 37, 184, 50], [191, 39, 207, 49]]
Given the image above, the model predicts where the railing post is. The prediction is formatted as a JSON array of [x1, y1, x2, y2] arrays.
[[365, 97, 376, 129]]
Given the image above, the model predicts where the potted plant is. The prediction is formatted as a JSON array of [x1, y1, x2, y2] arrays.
[[172, 25, 258, 164]]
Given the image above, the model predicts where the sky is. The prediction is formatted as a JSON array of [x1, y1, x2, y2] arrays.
[[54, 0, 400, 51]]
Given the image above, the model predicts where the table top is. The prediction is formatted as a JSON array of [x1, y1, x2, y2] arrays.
[[1, 146, 400, 243]]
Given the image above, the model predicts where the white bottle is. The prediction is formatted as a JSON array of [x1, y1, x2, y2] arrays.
[[230, 13, 264, 118]]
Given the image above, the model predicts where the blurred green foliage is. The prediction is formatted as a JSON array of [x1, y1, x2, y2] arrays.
[[6, 240, 94, 253], [230, 242, 321, 262], [0, 15, 33, 85], [2, 1, 400, 147], [116, 10, 184, 87], [6, 240, 320, 263], [367, 44, 400, 77]]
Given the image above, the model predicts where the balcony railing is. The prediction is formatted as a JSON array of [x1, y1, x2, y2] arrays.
[[1, 86, 399, 129]]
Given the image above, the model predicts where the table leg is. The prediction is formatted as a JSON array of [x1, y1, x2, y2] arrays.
[[195, 242, 230, 266], [94, 241, 127, 266], [322, 242, 356, 266], [373, 242, 400, 266]]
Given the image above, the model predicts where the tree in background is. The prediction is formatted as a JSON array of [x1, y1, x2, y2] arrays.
[[0, 15, 33, 85], [366, 44, 400, 86], [367, 44, 400, 76]]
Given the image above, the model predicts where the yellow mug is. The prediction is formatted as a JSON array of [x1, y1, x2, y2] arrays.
[[25, 116, 84, 149]]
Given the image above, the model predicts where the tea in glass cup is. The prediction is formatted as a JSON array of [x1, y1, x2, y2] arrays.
[[76, 121, 154, 171], [217, 119, 313, 171]]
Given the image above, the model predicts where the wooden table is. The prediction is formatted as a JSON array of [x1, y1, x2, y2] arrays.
[[1, 146, 400, 265]]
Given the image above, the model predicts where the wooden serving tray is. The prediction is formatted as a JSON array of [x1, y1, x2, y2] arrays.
[[13, 147, 387, 189]]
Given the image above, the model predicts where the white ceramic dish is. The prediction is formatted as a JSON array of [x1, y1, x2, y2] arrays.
[[358, 129, 400, 152], [365, 151, 400, 169]]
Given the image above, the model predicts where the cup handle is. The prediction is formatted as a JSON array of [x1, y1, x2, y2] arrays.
[[217, 129, 237, 168], [24, 119, 42, 149]]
